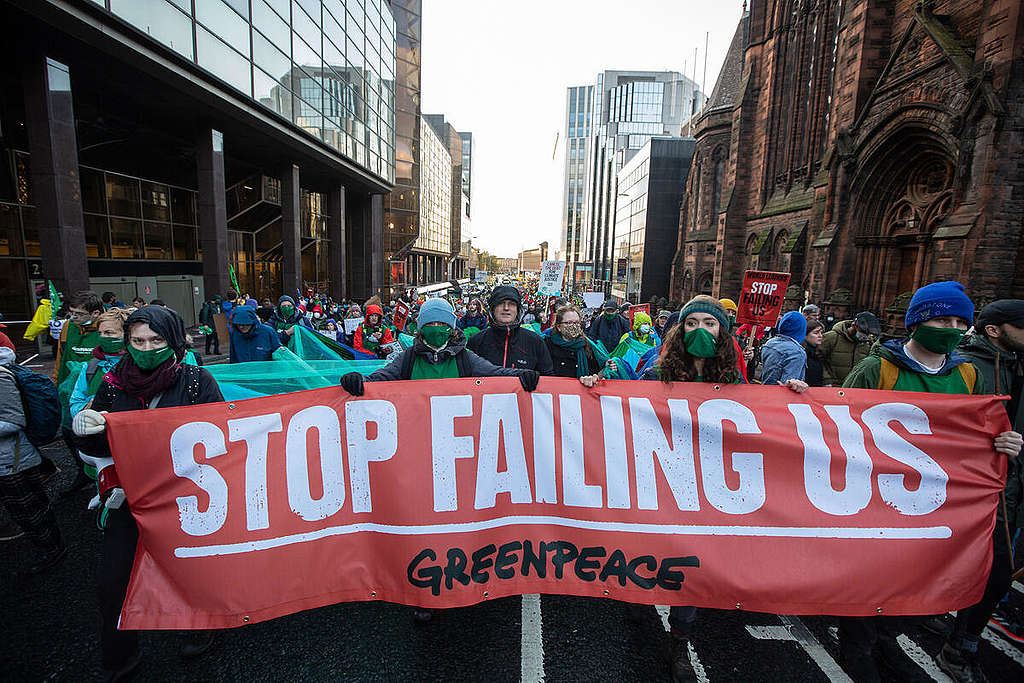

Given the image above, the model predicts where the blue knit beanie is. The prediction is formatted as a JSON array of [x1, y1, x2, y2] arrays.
[[905, 281, 974, 329], [778, 311, 807, 344], [418, 298, 457, 328]]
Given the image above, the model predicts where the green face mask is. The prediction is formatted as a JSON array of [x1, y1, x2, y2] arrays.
[[683, 327, 718, 358], [99, 337, 124, 354], [421, 325, 451, 349], [128, 344, 176, 370], [911, 324, 965, 355], [280, 305, 295, 317], [604, 312, 617, 320]]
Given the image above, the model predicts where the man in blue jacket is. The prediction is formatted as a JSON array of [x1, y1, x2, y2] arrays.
[[759, 311, 809, 389], [586, 299, 630, 353], [228, 306, 281, 363]]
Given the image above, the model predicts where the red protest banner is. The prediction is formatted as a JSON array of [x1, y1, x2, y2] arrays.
[[627, 304, 650, 327], [104, 379, 1008, 630], [736, 270, 791, 327], [392, 301, 410, 332]]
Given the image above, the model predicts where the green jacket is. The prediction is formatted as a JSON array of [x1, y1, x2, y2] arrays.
[[820, 320, 873, 386], [843, 339, 985, 393], [957, 333, 1024, 528]]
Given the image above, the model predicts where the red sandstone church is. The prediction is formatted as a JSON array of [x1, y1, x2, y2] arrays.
[[670, 0, 1023, 332]]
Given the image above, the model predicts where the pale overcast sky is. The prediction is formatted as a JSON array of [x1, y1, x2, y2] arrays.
[[420, 0, 746, 258]]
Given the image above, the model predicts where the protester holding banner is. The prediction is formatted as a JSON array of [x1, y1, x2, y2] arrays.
[[586, 299, 630, 353], [545, 305, 608, 384], [68, 308, 130, 417], [269, 295, 313, 344], [228, 306, 281, 363], [73, 305, 225, 679], [935, 299, 1024, 679], [820, 311, 881, 386], [803, 318, 826, 387], [618, 311, 660, 348], [353, 304, 394, 357], [458, 298, 488, 332], [467, 286, 553, 375], [838, 282, 1023, 682], [759, 312, 810, 390]]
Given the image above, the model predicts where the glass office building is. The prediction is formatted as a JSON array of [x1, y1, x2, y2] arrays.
[[412, 115, 452, 281], [459, 131, 472, 212], [96, 0, 395, 182], [560, 84, 593, 284]]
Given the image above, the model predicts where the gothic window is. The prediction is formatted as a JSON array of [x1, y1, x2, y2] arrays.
[[697, 272, 713, 295], [710, 146, 725, 222]]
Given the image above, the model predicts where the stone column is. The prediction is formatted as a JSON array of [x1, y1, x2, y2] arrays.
[[196, 129, 230, 297], [327, 185, 347, 300], [370, 193, 384, 297], [281, 164, 301, 296], [22, 56, 89, 294]]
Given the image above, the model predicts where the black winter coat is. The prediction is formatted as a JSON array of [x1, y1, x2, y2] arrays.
[[586, 314, 630, 353], [545, 337, 601, 378], [77, 364, 224, 459], [467, 325, 554, 375]]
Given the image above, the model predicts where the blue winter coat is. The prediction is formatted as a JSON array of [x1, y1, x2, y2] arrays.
[[229, 306, 282, 363], [760, 335, 807, 385]]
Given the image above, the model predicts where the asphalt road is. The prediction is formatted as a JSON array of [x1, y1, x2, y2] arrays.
[[2, 442, 1023, 682]]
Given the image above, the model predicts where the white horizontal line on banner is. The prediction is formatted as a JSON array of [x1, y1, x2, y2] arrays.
[[173, 517, 952, 558]]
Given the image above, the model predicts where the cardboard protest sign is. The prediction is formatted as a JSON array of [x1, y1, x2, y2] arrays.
[[537, 261, 566, 296], [343, 317, 364, 336], [582, 293, 606, 310], [735, 271, 791, 327], [627, 304, 650, 327], [106, 380, 1007, 629], [392, 302, 410, 332]]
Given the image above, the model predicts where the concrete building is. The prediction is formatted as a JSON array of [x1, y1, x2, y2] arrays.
[[611, 137, 695, 303], [1, 0, 397, 324], [423, 114, 468, 279], [670, 1, 1024, 331], [409, 114, 451, 283], [458, 131, 472, 215], [579, 70, 701, 293]]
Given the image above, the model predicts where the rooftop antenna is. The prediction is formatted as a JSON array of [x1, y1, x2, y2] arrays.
[[702, 32, 709, 112]]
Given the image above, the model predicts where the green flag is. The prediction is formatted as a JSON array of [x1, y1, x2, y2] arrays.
[[228, 264, 240, 295], [48, 281, 61, 320]]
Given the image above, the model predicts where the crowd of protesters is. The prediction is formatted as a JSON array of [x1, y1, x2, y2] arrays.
[[1, 274, 1022, 683]]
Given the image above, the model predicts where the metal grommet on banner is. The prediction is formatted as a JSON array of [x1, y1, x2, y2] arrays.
[[876, 607, 883, 614], [713, 385, 721, 391], [735, 602, 742, 609], [370, 591, 376, 597], [837, 391, 845, 397], [228, 403, 236, 410], [242, 615, 250, 623], [483, 591, 490, 599], [475, 379, 482, 385], [603, 589, 610, 596]]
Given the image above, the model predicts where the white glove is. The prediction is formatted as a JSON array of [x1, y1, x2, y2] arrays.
[[104, 488, 126, 509], [88, 494, 101, 510], [73, 409, 107, 436]]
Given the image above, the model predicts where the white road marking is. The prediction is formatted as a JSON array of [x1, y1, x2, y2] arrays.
[[895, 635, 953, 682], [656, 606, 709, 683], [983, 627, 1024, 666], [747, 616, 853, 683], [520, 594, 544, 682]]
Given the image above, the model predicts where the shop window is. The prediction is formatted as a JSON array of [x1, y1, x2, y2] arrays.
[[109, 218, 143, 258], [172, 225, 199, 260], [0, 203, 23, 257], [142, 182, 171, 222], [106, 175, 141, 218], [84, 214, 110, 258], [144, 222, 173, 259]]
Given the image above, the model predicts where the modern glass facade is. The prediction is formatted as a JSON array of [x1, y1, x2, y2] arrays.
[[415, 116, 452, 255], [581, 71, 699, 290], [459, 131, 472, 211], [560, 85, 593, 282], [95, 0, 396, 182], [612, 153, 649, 301], [383, 0, 421, 290]]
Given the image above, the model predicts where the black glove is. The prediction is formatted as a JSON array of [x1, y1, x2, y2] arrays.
[[518, 370, 540, 393], [341, 372, 365, 396]]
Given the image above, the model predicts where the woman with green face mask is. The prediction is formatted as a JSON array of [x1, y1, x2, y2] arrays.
[[634, 294, 806, 683], [71, 305, 225, 679], [68, 308, 130, 419]]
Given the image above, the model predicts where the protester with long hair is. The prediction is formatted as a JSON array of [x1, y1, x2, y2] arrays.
[[73, 306, 224, 680], [638, 295, 806, 681]]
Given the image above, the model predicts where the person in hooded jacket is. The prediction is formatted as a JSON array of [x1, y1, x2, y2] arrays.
[[73, 306, 225, 680], [353, 304, 394, 356], [466, 286, 553, 374], [269, 295, 313, 344], [229, 306, 281, 363], [69, 308, 130, 417], [838, 282, 1022, 682], [586, 299, 630, 353], [340, 298, 539, 623], [458, 298, 488, 331], [759, 311, 810, 388], [820, 311, 881, 386], [618, 311, 660, 348]]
